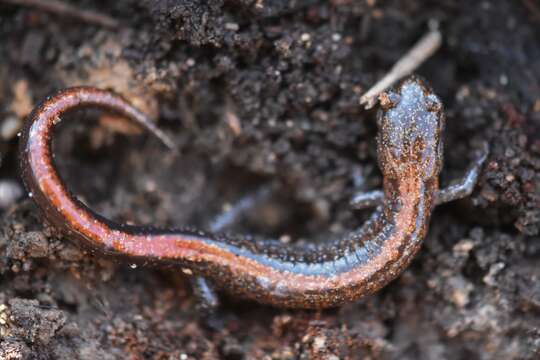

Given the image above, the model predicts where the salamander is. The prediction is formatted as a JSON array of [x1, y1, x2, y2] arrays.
[[18, 77, 487, 309]]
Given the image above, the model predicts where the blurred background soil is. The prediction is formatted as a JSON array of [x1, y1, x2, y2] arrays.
[[0, 0, 539, 359]]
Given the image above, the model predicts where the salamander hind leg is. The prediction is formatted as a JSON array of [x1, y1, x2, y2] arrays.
[[188, 187, 273, 315], [190, 276, 220, 314]]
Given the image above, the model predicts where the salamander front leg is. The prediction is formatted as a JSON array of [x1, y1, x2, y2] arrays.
[[349, 190, 384, 210], [350, 143, 489, 209], [434, 143, 489, 204]]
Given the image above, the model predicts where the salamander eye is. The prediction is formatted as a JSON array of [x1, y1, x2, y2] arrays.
[[425, 94, 442, 113], [378, 92, 401, 111]]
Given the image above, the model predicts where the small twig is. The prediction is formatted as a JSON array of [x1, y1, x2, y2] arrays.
[[2, 0, 120, 29], [359, 29, 442, 109]]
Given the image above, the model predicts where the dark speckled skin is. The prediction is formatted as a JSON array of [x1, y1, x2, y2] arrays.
[[19, 77, 445, 309]]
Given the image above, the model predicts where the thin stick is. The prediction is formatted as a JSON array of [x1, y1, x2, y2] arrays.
[[2, 0, 120, 29], [359, 29, 442, 109]]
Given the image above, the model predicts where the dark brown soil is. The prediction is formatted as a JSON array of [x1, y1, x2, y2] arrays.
[[1, 0, 540, 359]]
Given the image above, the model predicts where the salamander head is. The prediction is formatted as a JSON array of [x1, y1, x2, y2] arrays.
[[376, 76, 445, 180]]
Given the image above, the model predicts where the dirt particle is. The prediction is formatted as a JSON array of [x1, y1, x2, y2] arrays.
[[7, 298, 66, 345], [0, 339, 31, 360], [6, 231, 49, 260], [9, 79, 33, 120]]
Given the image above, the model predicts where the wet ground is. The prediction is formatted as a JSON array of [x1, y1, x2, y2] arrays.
[[0, 0, 539, 359]]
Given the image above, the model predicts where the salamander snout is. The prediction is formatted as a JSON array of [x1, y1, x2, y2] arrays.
[[376, 77, 445, 180]]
